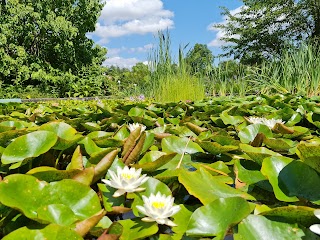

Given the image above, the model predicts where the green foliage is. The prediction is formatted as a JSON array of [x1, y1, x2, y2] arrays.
[[0, 0, 107, 97], [185, 43, 213, 76], [148, 31, 205, 102], [0, 95, 319, 238], [216, 0, 320, 64]]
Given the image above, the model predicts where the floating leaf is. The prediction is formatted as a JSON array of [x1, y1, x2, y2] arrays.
[[119, 219, 158, 240], [39, 122, 82, 150], [220, 110, 245, 126], [278, 161, 320, 201], [296, 141, 320, 172], [162, 136, 204, 154], [240, 144, 281, 165], [234, 215, 305, 240], [2, 224, 82, 240], [27, 167, 81, 182], [186, 197, 252, 237], [260, 206, 319, 227], [196, 140, 238, 155], [171, 205, 193, 240], [0, 174, 102, 224], [1, 131, 58, 166], [178, 168, 255, 205], [132, 153, 177, 172], [238, 124, 273, 144], [261, 156, 298, 202]]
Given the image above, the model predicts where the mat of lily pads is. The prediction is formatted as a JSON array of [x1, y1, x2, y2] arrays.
[[0, 94, 320, 239]]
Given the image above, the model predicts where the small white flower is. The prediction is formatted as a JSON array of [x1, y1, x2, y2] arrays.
[[310, 209, 320, 235], [128, 123, 146, 133], [136, 192, 181, 227], [247, 116, 264, 125], [262, 118, 285, 129], [247, 116, 285, 129], [102, 166, 148, 197]]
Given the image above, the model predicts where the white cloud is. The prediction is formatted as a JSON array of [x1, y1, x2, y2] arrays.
[[106, 44, 153, 59], [103, 56, 141, 69], [207, 6, 244, 47], [92, 0, 174, 43]]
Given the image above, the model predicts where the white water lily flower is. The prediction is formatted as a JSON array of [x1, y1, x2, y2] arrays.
[[247, 116, 264, 125], [310, 209, 320, 235], [136, 192, 181, 227], [247, 116, 285, 129], [102, 166, 148, 197], [128, 123, 146, 133], [262, 118, 285, 129]]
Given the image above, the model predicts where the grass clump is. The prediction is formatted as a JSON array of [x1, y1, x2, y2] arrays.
[[148, 31, 205, 102]]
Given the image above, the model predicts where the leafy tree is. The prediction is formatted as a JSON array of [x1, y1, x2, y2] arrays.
[[186, 43, 214, 76], [0, 0, 107, 96], [215, 0, 320, 64]]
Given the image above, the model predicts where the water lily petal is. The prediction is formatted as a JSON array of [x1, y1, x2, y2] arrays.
[[113, 189, 126, 197], [314, 209, 320, 220], [141, 217, 156, 222], [136, 205, 148, 216], [310, 224, 320, 235], [163, 218, 177, 227]]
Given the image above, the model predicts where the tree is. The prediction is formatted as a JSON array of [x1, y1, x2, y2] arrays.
[[0, 0, 106, 96], [185, 43, 214, 76], [215, 0, 320, 64]]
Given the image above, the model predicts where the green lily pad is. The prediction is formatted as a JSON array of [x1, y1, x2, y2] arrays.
[[263, 138, 296, 151], [240, 144, 281, 165], [296, 141, 320, 172], [119, 219, 158, 240], [261, 156, 298, 202], [2, 224, 82, 240], [178, 168, 255, 205], [234, 159, 266, 186], [0, 174, 102, 224], [1, 131, 58, 167], [220, 110, 245, 126], [238, 124, 273, 144], [186, 197, 252, 237], [234, 215, 305, 240], [196, 140, 238, 155], [171, 205, 193, 240], [162, 136, 204, 154], [278, 161, 320, 201], [81, 122, 101, 131], [39, 122, 83, 150], [260, 206, 319, 227]]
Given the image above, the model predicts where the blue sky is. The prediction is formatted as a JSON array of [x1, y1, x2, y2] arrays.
[[88, 0, 243, 68]]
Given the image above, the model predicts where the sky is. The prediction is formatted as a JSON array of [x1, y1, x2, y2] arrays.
[[87, 0, 243, 68]]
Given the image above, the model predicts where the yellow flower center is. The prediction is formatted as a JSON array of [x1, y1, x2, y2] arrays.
[[121, 173, 134, 180], [152, 201, 166, 209]]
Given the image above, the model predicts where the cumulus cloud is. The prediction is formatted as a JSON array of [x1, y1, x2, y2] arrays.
[[207, 6, 244, 47], [92, 0, 174, 43], [103, 56, 141, 69]]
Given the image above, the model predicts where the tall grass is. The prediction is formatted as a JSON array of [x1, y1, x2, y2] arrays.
[[148, 31, 205, 102], [208, 60, 251, 97], [207, 43, 320, 97], [246, 43, 320, 96]]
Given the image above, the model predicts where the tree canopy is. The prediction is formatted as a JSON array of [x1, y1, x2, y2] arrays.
[[186, 43, 214, 76], [215, 0, 320, 64], [0, 0, 106, 96]]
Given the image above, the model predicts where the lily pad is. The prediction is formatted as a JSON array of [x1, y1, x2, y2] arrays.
[[234, 215, 305, 240], [1, 131, 58, 167], [2, 224, 82, 240], [178, 168, 255, 205], [186, 197, 252, 237]]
